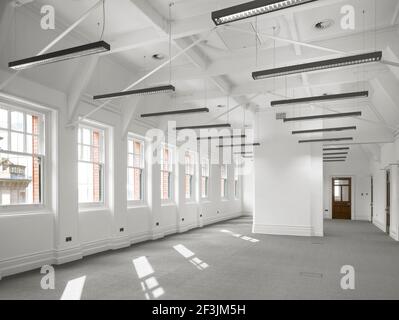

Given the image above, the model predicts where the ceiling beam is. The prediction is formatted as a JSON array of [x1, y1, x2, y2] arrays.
[[141, 28, 397, 85], [67, 56, 99, 122]]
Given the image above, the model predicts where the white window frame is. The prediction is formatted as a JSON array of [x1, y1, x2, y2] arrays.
[[221, 164, 228, 199], [234, 164, 240, 200], [127, 134, 146, 206], [160, 144, 174, 203], [200, 157, 210, 199], [78, 122, 107, 210], [0, 97, 54, 215], [184, 151, 195, 201]]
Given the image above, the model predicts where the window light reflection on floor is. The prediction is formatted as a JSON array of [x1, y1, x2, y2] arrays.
[[133, 256, 165, 300], [220, 229, 260, 243], [173, 244, 209, 270], [60, 276, 87, 300]]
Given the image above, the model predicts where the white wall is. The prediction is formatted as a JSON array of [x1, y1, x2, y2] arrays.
[[323, 146, 372, 221], [253, 113, 323, 237], [369, 140, 399, 240], [0, 69, 243, 279], [242, 160, 254, 214]]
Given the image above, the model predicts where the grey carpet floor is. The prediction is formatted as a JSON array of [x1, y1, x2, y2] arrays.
[[0, 216, 398, 300]]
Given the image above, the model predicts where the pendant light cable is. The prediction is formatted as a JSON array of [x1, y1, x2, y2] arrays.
[[169, 3, 173, 85], [100, 0, 106, 40], [255, 17, 258, 68]]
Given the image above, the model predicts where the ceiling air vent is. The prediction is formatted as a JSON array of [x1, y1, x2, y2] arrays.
[[314, 19, 335, 30]]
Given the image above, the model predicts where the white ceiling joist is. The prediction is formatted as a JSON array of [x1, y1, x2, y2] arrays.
[[0, 0, 103, 90]]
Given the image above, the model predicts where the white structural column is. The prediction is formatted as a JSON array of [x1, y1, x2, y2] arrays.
[[252, 112, 323, 237]]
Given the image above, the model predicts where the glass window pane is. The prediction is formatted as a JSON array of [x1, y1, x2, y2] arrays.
[[82, 128, 91, 145], [334, 179, 349, 186], [334, 186, 341, 201], [78, 162, 94, 203], [0, 130, 8, 150], [11, 132, 24, 152], [11, 111, 24, 132], [26, 114, 32, 134], [0, 153, 41, 205], [0, 108, 8, 128], [342, 186, 349, 202], [26, 134, 32, 154], [128, 140, 133, 153]]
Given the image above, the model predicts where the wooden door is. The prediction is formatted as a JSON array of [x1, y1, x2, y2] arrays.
[[386, 171, 391, 234], [332, 178, 352, 220]]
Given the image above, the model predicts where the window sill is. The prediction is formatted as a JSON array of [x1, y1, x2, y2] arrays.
[[0, 205, 52, 217], [79, 204, 108, 213], [185, 200, 197, 205], [128, 202, 148, 209], [161, 201, 176, 207]]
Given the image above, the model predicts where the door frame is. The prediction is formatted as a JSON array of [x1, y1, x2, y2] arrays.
[[328, 175, 355, 220], [386, 170, 391, 234]]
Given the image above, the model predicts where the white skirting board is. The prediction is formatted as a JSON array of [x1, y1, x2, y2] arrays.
[[0, 212, 243, 280], [253, 224, 317, 237]]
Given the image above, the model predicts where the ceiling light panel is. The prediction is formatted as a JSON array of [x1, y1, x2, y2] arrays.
[[299, 137, 353, 143], [292, 126, 356, 135], [141, 108, 209, 118], [93, 85, 175, 100], [175, 124, 231, 130], [283, 112, 361, 122], [253, 52, 382, 80], [8, 41, 110, 70], [211, 0, 318, 25], [271, 91, 369, 107]]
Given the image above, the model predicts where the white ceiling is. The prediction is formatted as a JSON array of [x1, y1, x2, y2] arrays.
[[1, 0, 399, 153]]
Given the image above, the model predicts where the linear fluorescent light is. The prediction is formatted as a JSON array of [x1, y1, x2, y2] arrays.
[[234, 151, 254, 155], [141, 107, 209, 118], [176, 124, 231, 130], [253, 52, 382, 80], [324, 156, 347, 159], [292, 126, 356, 135], [299, 137, 353, 143], [211, 0, 317, 25], [323, 147, 350, 151], [271, 91, 369, 107], [323, 152, 348, 156], [93, 85, 175, 100], [8, 41, 110, 70], [217, 143, 261, 148], [324, 160, 346, 163], [284, 111, 361, 122], [197, 134, 246, 140]]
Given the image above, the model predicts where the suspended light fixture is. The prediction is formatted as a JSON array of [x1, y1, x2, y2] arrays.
[[175, 124, 231, 130], [234, 151, 254, 155], [298, 137, 353, 143], [324, 157, 347, 160], [324, 160, 346, 163], [323, 152, 348, 156], [8, 41, 110, 70], [211, 0, 318, 25], [197, 134, 246, 140], [292, 126, 356, 135], [324, 155, 347, 158], [217, 143, 261, 148], [271, 91, 369, 107], [323, 147, 350, 151], [252, 52, 382, 80], [141, 107, 209, 118], [93, 85, 175, 100], [283, 111, 361, 122]]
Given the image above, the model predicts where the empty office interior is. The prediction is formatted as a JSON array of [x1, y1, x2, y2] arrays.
[[0, 0, 399, 300]]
